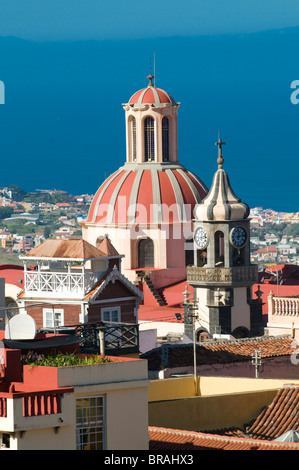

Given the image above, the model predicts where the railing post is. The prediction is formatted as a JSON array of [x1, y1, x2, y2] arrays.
[[99, 329, 105, 355], [268, 290, 274, 316]]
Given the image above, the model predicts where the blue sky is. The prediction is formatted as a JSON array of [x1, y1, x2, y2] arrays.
[[1, 0, 299, 40]]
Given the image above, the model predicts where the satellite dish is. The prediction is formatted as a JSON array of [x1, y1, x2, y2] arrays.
[[5, 314, 36, 340]]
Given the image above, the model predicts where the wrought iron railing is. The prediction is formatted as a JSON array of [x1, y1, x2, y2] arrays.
[[39, 321, 139, 356]]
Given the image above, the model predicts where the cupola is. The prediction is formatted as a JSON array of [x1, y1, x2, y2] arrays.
[[194, 139, 250, 222], [122, 74, 180, 164]]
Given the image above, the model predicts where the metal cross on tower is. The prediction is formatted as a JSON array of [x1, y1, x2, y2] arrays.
[[215, 138, 226, 169]]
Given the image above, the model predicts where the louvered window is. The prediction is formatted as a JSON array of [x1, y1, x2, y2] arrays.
[[138, 238, 154, 268], [162, 117, 169, 161], [131, 117, 137, 161], [144, 117, 155, 161]]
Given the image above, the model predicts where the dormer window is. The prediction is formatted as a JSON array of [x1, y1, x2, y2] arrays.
[[162, 117, 169, 162], [144, 116, 155, 161]]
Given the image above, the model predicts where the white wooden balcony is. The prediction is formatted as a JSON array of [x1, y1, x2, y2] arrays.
[[24, 271, 103, 298]]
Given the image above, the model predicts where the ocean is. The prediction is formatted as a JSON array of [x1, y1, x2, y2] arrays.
[[0, 30, 298, 212]]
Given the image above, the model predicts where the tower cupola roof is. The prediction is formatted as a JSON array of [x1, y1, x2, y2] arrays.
[[195, 139, 250, 221], [127, 74, 178, 108]]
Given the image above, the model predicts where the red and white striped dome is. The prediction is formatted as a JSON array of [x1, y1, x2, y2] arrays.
[[87, 166, 208, 225], [128, 74, 177, 107]]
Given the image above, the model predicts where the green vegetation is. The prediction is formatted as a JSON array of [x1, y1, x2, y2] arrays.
[[7, 185, 27, 202], [1, 220, 37, 236], [251, 222, 294, 241], [0, 207, 14, 220], [0, 247, 23, 265], [21, 351, 113, 367]]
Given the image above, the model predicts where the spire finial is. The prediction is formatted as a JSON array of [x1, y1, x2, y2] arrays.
[[215, 136, 226, 169], [147, 72, 154, 87]]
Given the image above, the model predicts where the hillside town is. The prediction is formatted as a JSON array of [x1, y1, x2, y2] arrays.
[[0, 186, 91, 259], [1, 185, 299, 267]]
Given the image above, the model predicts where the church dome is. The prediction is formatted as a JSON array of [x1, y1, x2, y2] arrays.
[[127, 74, 177, 107], [86, 165, 208, 225]]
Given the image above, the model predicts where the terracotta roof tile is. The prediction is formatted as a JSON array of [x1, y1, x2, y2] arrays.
[[141, 336, 295, 370], [97, 236, 120, 257], [22, 238, 106, 260], [149, 426, 299, 450], [205, 385, 299, 442], [245, 385, 299, 440]]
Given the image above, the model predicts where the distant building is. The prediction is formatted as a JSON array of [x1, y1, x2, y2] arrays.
[[4, 213, 39, 224], [1, 237, 13, 250]]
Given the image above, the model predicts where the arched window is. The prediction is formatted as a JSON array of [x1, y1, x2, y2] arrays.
[[185, 237, 194, 266], [162, 116, 169, 161], [131, 117, 137, 161], [215, 231, 224, 267], [144, 117, 155, 161], [138, 238, 154, 268]]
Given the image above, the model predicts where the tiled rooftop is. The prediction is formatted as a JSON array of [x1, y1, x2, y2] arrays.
[[246, 385, 299, 440], [141, 335, 295, 370], [149, 385, 299, 450], [149, 426, 299, 450], [206, 385, 299, 441]]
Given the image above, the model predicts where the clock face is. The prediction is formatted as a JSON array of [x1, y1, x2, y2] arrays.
[[231, 226, 247, 248], [194, 227, 208, 249]]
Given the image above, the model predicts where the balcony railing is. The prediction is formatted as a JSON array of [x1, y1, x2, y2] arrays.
[[187, 265, 258, 285], [0, 397, 7, 418], [270, 295, 299, 317], [0, 387, 73, 433], [40, 321, 140, 356], [25, 271, 102, 296], [23, 390, 64, 417]]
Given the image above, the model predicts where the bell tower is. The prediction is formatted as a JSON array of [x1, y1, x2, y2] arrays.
[[186, 139, 259, 339]]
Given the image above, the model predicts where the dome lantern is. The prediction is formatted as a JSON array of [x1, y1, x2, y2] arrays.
[[122, 74, 180, 165]]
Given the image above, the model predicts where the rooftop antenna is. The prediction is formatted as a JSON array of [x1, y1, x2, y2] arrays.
[[154, 50, 156, 87]]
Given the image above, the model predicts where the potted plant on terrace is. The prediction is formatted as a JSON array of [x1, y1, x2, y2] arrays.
[[21, 351, 116, 389]]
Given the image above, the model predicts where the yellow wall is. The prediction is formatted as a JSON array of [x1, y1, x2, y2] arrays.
[[148, 376, 298, 432], [149, 389, 278, 431], [149, 377, 195, 401], [148, 376, 291, 401]]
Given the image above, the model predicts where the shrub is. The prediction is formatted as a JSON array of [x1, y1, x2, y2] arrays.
[[21, 351, 113, 367]]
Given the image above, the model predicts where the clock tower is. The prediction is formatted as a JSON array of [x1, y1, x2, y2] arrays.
[[186, 139, 260, 339]]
